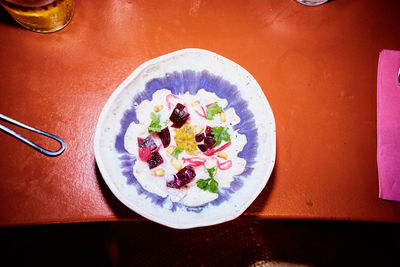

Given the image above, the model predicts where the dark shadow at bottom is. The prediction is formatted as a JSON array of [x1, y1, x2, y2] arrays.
[[1, 219, 399, 267]]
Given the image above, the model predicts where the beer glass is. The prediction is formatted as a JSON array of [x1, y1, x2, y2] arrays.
[[296, 0, 328, 6], [0, 0, 74, 33]]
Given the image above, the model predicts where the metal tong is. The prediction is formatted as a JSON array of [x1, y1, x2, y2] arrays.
[[0, 113, 65, 157]]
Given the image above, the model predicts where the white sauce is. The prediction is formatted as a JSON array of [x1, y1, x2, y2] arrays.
[[124, 89, 247, 207]]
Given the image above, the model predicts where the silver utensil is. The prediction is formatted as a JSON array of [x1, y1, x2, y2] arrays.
[[0, 113, 65, 157]]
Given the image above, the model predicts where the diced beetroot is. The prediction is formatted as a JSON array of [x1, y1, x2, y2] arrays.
[[205, 126, 213, 136], [137, 136, 157, 151], [198, 144, 207, 152], [157, 127, 170, 148], [204, 136, 216, 148], [176, 165, 196, 185], [137, 137, 145, 147], [147, 151, 164, 169], [195, 132, 205, 142], [169, 103, 189, 128], [166, 165, 196, 188], [166, 175, 179, 188]]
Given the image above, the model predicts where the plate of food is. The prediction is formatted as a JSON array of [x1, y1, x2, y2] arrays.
[[94, 48, 275, 229]]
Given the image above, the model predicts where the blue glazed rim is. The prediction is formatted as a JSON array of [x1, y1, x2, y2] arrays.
[[115, 69, 258, 212]]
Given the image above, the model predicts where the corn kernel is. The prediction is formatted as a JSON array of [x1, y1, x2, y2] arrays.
[[217, 152, 228, 160], [191, 100, 200, 107], [166, 145, 177, 155], [152, 169, 165, 176], [220, 111, 226, 122], [153, 104, 164, 112], [171, 158, 182, 170]]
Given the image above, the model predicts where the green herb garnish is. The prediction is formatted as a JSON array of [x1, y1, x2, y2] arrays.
[[207, 166, 217, 179], [196, 166, 219, 193], [171, 147, 184, 159], [205, 102, 223, 120], [163, 119, 170, 126], [208, 179, 218, 193], [211, 126, 231, 146], [148, 112, 162, 133]]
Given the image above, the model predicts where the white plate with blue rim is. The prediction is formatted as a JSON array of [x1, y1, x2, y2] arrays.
[[94, 48, 276, 229]]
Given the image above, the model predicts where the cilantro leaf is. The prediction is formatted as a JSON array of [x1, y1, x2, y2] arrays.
[[207, 166, 217, 179], [148, 125, 162, 132], [211, 126, 231, 146], [208, 179, 219, 193], [205, 102, 223, 120], [163, 119, 170, 126], [171, 147, 184, 159], [148, 112, 162, 133], [196, 178, 211, 190], [197, 167, 219, 193]]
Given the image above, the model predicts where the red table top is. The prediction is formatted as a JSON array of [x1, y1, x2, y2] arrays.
[[1, 0, 400, 227]]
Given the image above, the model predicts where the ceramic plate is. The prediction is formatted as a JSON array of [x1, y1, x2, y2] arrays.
[[94, 48, 276, 229]]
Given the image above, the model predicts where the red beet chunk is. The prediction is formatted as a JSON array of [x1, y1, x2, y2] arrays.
[[157, 127, 171, 147], [176, 165, 196, 186], [147, 151, 164, 169], [204, 136, 216, 148], [138, 136, 157, 151], [166, 175, 179, 188], [169, 103, 189, 128], [166, 165, 196, 188], [205, 126, 213, 136], [195, 132, 205, 142], [198, 144, 207, 152]]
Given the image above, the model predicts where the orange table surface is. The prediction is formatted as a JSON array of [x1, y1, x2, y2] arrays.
[[1, 0, 400, 227]]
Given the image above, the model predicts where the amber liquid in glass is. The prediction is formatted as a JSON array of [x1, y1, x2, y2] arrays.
[[0, 0, 74, 33]]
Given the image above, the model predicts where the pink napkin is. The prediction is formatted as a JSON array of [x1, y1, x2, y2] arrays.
[[377, 49, 400, 202]]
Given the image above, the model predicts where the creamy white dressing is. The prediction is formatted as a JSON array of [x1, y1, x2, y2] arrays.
[[124, 89, 247, 207]]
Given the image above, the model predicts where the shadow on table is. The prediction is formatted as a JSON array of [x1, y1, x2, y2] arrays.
[[246, 166, 276, 214], [95, 163, 142, 220]]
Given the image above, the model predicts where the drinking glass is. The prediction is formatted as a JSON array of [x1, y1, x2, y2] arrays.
[[296, 0, 329, 6], [0, 0, 74, 33]]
